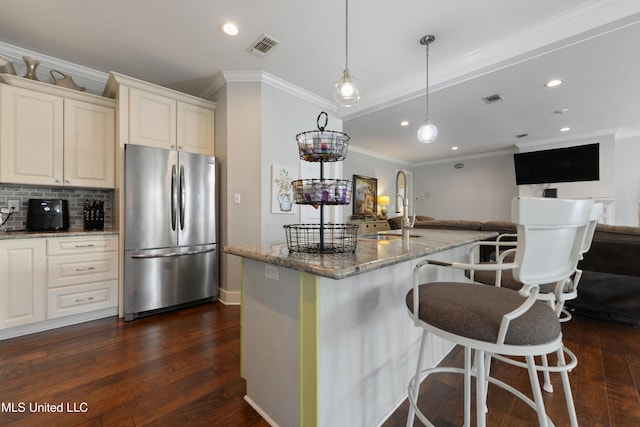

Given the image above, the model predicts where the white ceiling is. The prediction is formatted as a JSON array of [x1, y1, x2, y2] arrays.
[[1, 0, 639, 164]]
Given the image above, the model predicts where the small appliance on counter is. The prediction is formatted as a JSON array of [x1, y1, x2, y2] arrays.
[[26, 199, 70, 231]]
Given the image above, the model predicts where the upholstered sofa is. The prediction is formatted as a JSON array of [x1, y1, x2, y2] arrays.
[[388, 216, 640, 326]]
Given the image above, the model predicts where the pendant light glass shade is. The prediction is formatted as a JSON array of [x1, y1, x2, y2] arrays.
[[334, 0, 361, 107], [334, 69, 362, 107], [418, 35, 437, 143], [417, 120, 438, 144]]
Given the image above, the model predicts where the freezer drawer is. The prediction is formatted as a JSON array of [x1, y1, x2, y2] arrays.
[[124, 244, 219, 320]]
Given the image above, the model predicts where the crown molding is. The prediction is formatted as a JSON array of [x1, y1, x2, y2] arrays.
[[347, 145, 413, 166], [204, 70, 336, 113]]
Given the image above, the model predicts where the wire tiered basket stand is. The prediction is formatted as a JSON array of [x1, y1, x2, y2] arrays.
[[284, 112, 358, 253]]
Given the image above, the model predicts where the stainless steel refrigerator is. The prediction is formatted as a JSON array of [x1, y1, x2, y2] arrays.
[[123, 144, 218, 321]]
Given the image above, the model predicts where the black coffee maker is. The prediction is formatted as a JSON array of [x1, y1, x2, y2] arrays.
[[27, 199, 70, 231]]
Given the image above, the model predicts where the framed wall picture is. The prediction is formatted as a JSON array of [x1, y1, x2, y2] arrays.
[[271, 164, 297, 214], [352, 175, 377, 216]]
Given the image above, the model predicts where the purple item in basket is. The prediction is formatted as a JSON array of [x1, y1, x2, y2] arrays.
[[322, 190, 329, 202]]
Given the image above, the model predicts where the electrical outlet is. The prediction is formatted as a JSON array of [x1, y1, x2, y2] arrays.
[[265, 264, 279, 280], [8, 200, 19, 212]]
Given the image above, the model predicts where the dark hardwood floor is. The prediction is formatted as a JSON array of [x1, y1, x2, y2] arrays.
[[1, 302, 638, 426]]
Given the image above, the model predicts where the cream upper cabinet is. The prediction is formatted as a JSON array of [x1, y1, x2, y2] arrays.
[[103, 72, 216, 155], [0, 78, 116, 188], [0, 239, 46, 329], [177, 101, 215, 155], [64, 98, 115, 188], [0, 84, 64, 186], [129, 87, 177, 150]]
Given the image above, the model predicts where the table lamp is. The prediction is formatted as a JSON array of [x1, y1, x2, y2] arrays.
[[377, 195, 390, 219]]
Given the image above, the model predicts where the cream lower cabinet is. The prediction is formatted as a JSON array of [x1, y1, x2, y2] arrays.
[[0, 239, 47, 329], [46, 235, 118, 319]]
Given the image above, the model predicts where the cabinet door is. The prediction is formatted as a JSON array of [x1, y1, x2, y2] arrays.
[[0, 85, 64, 185], [64, 99, 115, 188], [128, 88, 176, 149], [177, 102, 215, 155], [0, 240, 46, 329]]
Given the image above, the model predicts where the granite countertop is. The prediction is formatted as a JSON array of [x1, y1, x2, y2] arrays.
[[223, 229, 497, 280], [0, 229, 119, 240]]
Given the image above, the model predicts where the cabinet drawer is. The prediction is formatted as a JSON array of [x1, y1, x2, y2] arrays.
[[47, 280, 117, 319], [47, 252, 118, 288], [47, 235, 118, 256]]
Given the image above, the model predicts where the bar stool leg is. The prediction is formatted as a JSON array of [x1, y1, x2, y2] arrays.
[[406, 330, 428, 427], [557, 347, 578, 426], [526, 355, 550, 427], [464, 347, 472, 427]]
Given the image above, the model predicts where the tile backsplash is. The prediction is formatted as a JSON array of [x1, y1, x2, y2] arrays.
[[0, 184, 114, 232]]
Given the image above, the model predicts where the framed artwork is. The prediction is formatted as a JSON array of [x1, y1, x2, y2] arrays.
[[271, 164, 297, 214], [352, 175, 377, 216]]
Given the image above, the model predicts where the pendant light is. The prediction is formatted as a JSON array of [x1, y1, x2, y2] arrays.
[[333, 0, 361, 107], [417, 35, 438, 144]]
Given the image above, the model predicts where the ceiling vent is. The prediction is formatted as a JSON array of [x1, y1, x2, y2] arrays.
[[515, 133, 529, 139], [482, 94, 505, 104], [247, 34, 280, 57]]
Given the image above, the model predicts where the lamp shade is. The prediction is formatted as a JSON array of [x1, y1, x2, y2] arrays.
[[334, 69, 362, 107], [417, 120, 438, 144], [377, 195, 390, 206]]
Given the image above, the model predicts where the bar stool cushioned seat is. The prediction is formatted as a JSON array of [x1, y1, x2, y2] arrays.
[[406, 282, 560, 346]]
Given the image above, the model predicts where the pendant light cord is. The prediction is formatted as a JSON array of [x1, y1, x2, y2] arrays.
[[345, 0, 349, 71], [425, 40, 429, 120], [420, 35, 435, 121]]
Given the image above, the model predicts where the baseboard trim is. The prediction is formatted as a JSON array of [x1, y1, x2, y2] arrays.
[[218, 288, 241, 305], [243, 395, 278, 426], [0, 307, 118, 340]]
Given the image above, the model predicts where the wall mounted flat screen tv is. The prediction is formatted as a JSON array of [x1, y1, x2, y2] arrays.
[[513, 143, 600, 185]]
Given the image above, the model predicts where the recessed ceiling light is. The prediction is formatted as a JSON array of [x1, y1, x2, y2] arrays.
[[221, 21, 239, 36], [451, 146, 459, 150], [560, 127, 571, 132], [400, 120, 409, 126], [545, 79, 563, 88]]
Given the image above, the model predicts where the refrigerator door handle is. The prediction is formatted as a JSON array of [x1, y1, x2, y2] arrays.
[[179, 164, 186, 230], [171, 164, 178, 231], [130, 247, 217, 259]]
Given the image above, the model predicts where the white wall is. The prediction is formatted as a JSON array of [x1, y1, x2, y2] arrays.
[[615, 136, 640, 226], [412, 153, 518, 221], [213, 76, 338, 299], [260, 84, 341, 242], [517, 135, 615, 200], [212, 82, 263, 301], [341, 149, 411, 221]]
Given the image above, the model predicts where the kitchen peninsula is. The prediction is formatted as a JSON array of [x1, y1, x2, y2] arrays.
[[224, 228, 496, 427]]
